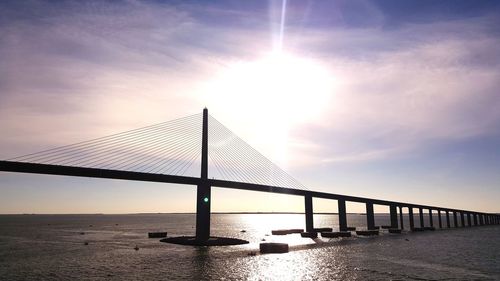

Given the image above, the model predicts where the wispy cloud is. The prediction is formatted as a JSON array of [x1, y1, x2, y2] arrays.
[[1, 0, 499, 167]]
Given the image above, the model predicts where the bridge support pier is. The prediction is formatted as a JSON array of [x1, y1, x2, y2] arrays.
[[446, 211, 451, 228], [338, 199, 348, 232], [429, 209, 434, 227], [438, 210, 442, 228], [453, 212, 458, 227], [419, 208, 425, 228], [409, 207, 415, 230], [467, 213, 471, 227], [305, 195, 314, 233], [366, 202, 375, 230], [473, 214, 478, 226], [399, 206, 404, 230], [460, 212, 465, 227], [390, 204, 398, 229], [195, 184, 211, 241]]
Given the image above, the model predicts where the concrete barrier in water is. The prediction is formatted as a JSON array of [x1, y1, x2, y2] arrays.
[[356, 230, 379, 236], [260, 242, 289, 254], [300, 232, 318, 238], [321, 231, 351, 238]]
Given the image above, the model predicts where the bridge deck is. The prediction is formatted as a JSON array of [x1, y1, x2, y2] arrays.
[[0, 160, 485, 215]]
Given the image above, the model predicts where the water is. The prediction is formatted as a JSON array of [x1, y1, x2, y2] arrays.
[[0, 213, 498, 280]]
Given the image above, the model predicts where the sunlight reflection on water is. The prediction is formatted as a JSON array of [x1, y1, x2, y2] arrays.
[[0, 214, 498, 280]]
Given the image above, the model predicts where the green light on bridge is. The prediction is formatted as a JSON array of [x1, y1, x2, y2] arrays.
[[204, 197, 209, 203]]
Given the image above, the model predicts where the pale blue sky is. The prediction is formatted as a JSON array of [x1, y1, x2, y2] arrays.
[[1, 0, 499, 213]]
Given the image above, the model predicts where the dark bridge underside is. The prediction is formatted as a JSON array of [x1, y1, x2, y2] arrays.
[[0, 160, 487, 215]]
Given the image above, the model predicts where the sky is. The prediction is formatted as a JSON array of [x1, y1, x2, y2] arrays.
[[1, 0, 500, 214]]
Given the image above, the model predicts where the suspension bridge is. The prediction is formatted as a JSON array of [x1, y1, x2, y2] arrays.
[[0, 108, 498, 245]]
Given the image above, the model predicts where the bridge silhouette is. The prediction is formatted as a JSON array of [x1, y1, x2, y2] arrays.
[[1, 108, 498, 244]]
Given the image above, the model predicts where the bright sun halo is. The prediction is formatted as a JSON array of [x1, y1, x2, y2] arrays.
[[203, 51, 334, 166], [205, 51, 334, 125]]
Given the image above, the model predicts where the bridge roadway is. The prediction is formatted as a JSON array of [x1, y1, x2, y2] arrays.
[[1, 160, 499, 237]]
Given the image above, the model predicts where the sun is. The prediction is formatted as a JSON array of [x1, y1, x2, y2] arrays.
[[204, 51, 334, 123], [201, 51, 335, 165]]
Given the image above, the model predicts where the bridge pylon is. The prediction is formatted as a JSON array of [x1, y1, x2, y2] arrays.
[[195, 108, 211, 241]]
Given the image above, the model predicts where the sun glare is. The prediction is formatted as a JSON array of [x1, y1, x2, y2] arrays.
[[205, 52, 333, 123], [202, 51, 334, 166]]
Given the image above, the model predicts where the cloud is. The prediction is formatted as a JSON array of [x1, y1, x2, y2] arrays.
[[287, 19, 500, 165], [1, 0, 499, 170]]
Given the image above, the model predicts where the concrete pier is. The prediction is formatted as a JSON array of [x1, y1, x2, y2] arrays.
[[467, 213, 471, 227], [438, 210, 442, 228], [428, 209, 434, 227], [390, 205, 398, 229], [460, 212, 465, 227], [366, 202, 375, 230], [474, 214, 478, 226], [305, 195, 314, 233], [446, 211, 451, 228], [338, 199, 348, 232], [453, 212, 458, 227], [195, 184, 211, 241], [419, 208, 425, 228], [399, 206, 404, 230], [409, 207, 415, 230]]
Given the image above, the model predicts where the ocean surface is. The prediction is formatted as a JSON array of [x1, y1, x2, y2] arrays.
[[0, 213, 498, 280]]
